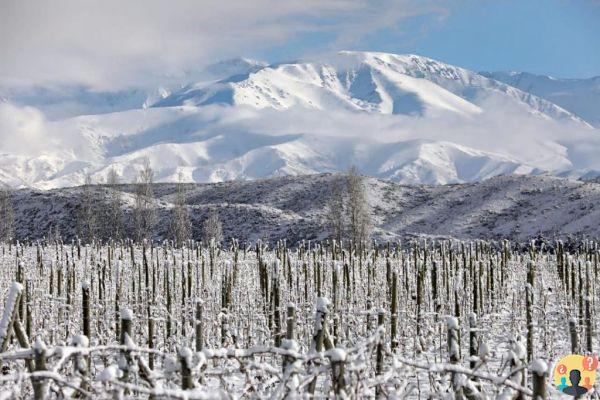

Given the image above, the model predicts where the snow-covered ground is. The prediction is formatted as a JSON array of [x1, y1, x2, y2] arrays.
[[8, 173, 600, 244], [0, 238, 588, 398]]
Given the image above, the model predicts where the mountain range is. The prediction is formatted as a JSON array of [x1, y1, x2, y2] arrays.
[[1, 51, 599, 189], [481, 71, 600, 127]]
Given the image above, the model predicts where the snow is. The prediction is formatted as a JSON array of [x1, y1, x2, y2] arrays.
[[33, 337, 47, 351], [179, 347, 193, 367], [120, 308, 134, 321], [531, 359, 548, 375], [326, 348, 347, 362], [482, 71, 600, 127], [478, 342, 489, 359], [0, 237, 590, 397], [8, 172, 600, 244], [316, 297, 331, 313], [446, 316, 459, 330], [0, 282, 23, 341], [98, 365, 121, 381], [1, 51, 599, 189], [71, 334, 89, 347], [280, 339, 300, 352]]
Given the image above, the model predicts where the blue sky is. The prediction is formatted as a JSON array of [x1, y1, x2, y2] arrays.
[[261, 0, 600, 79], [2, 0, 599, 89]]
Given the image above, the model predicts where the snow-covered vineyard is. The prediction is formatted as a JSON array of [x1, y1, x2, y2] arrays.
[[0, 239, 594, 398]]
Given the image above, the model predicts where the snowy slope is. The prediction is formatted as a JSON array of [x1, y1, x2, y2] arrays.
[[481, 71, 600, 127], [1, 51, 599, 189], [154, 52, 583, 124], [10, 173, 600, 243], [0, 58, 266, 121]]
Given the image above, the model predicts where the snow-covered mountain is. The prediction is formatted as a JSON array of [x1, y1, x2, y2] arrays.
[[154, 52, 584, 124], [1, 51, 599, 189], [481, 71, 600, 127], [202, 57, 269, 80], [0, 58, 268, 120]]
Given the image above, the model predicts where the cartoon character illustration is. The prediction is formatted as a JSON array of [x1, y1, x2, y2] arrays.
[[553, 354, 598, 397], [563, 369, 588, 397], [558, 376, 568, 391]]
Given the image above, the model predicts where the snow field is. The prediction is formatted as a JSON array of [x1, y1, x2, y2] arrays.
[[0, 239, 593, 398]]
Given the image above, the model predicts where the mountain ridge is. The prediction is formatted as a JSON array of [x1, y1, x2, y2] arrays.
[[1, 51, 599, 189], [153, 52, 587, 125], [481, 70, 600, 127], [8, 173, 600, 243]]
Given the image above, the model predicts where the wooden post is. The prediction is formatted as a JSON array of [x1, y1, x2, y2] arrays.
[[526, 261, 535, 362], [32, 338, 48, 400], [585, 261, 593, 353], [119, 308, 133, 386], [531, 359, 548, 400], [469, 313, 477, 370], [148, 304, 155, 370], [328, 349, 347, 397], [447, 316, 464, 399], [286, 304, 296, 341], [308, 297, 330, 396], [180, 347, 194, 390], [82, 283, 91, 340], [391, 272, 398, 351], [376, 310, 385, 397], [195, 300, 203, 352], [570, 318, 580, 354], [0, 283, 23, 356]]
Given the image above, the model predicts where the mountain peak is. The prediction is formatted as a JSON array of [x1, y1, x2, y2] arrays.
[[153, 50, 585, 126], [203, 57, 268, 79], [483, 70, 600, 126], [2, 51, 599, 189]]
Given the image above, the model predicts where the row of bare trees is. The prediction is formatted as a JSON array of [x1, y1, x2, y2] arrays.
[[4, 162, 366, 247], [327, 166, 372, 246], [24, 158, 221, 246]]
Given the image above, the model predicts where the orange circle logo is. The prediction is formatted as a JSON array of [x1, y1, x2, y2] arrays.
[[553, 354, 597, 396]]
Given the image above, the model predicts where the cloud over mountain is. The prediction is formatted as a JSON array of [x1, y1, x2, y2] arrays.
[[0, 51, 598, 189], [0, 0, 448, 90]]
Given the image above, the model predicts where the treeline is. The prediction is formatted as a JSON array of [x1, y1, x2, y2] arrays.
[[1, 158, 224, 247], [1, 163, 375, 248]]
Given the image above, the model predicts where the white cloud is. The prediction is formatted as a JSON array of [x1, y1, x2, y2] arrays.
[[0, 0, 447, 90], [0, 101, 49, 156]]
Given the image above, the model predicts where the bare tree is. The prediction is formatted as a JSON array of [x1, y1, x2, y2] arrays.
[[134, 158, 156, 243], [346, 165, 372, 247], [47, 225, 61, 245], [0, 186, 14, 243], [326, 176, 345, 244], [105, 168, 123, 241], [202, 208, 223, 246], [78, 173, 96, 243], [169, 173, 191, 247]]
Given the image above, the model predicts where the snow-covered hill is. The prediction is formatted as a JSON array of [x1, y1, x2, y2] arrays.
[[1, 51, 599, 189], [154, 52, 583, 124], [10, 173, 600, 243], [481, 71, 600, 127]]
